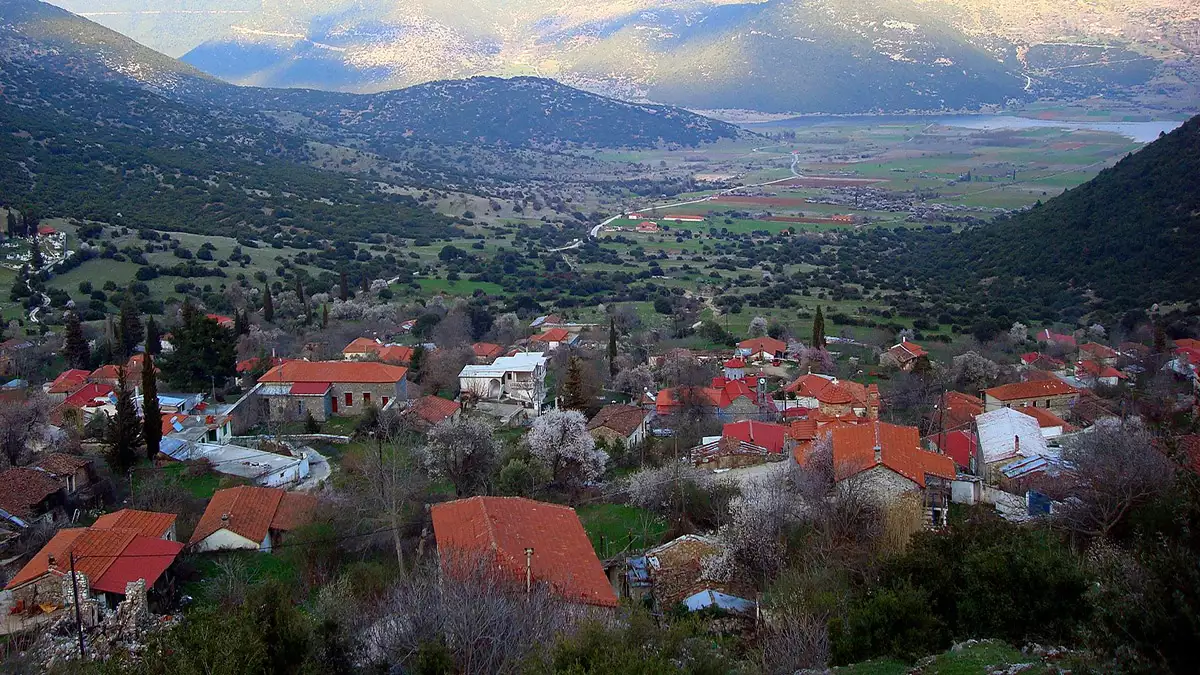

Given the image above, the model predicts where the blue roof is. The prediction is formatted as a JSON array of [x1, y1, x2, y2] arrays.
[[160, 437, 191, 461], [626, 556, 650, 586], [682, 589, 755, 614], [1002, 454, 1065, 480]]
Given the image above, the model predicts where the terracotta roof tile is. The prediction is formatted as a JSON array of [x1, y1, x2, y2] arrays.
[[33, 453, 91, 478], [376, 345, 414, 365], [828, 422, 956, 488], [738, 336, 787, 355], [61, 383, 114, 409], [0, 468, 62, 519], [271, 492, 319, 532], [343, 337, 381, 354], [1018, 406, 1077, 432], [472, 343, 505, 360], [984, 378, 1079, 401], [722, 420, 789, 454], [92, 509, 177, 539], [407, 396, 461, 426], [189, 486, 283, 546], [48, 369, 91, 395], [259, 360, 408, 385], [431, 496, 617, 608], [587, 404, 648, 437], [532, 328, 571, 343]]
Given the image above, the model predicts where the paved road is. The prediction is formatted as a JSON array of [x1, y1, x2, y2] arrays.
[[293, 445, 332, 492]]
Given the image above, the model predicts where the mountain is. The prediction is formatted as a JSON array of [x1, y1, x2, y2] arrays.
[[45, 0, 1200, 114]]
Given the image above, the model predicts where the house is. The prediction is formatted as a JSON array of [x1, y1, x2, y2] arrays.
[[459, 352, 548, 412], [33, 454, 96, 502], [975, 407, 1051, 470], [690, 435, 773, 469], [1070, 389, 1121, 428], [0, 467, 65, 526], [341, 338, 414, 365], [471, 342, 505, 364], [587, 404, 651, 448], [1019, 352, 1066, 372], [1037, 329, 1077, 349], [530, 327, 576, 352], [1075, 360, 1127, 388], [803, 421, 956, 523], [737, 336, 788, 362], [529, 314, 563, 330], [721, 420, 791, 455], [1079, 342, 1118, 366], [88, 365, 124, 388], [656, 376, 775, 422], [784, 373, 880, 419], [162, 412, 234, 447], [982, 378, 1079, 415], [884, 340, 928, 371], [1018, 406, 1075, 439], [402, 396, 461, 430], [929, 429, 978, 473], [189, 486, 318, 553], [635, 221, 660, 233], [166, 440, 310, 488], [624, 535, 754, 614], [254, 361, 411, 422], [4, 524, 184, 611], [206, 314, 235, 329], [431, 496, 617, 608], [44, 369, 91, 401], [92, 509, 177, 540]]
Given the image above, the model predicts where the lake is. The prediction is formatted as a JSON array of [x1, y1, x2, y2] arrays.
[[742, 114, 1185, 143]]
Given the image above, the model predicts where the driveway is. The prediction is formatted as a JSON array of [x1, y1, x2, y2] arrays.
[[293, 445, 332, 492]]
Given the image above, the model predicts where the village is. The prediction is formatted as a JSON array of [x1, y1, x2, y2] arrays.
[[0, 293, 1196, 669]]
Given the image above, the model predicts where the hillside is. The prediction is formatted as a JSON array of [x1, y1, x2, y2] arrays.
[[45, 0, 1200, 113]]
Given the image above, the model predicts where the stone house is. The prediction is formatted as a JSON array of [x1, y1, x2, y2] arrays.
[[253, 361, 411, 422], [982, 378, 1080, 416], [884, 340, 928, 372], [0, 467, 66, 527], [401, 395, 462, 431], [33, 453, 97, 505], [587, 404, 651, 449]]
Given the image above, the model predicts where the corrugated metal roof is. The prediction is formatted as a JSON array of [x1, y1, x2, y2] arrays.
[[682, 589, 756, 614]]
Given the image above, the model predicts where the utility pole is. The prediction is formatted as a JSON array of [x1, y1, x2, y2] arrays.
[[68, 552, 86, 659], [524, 547, 534, 594]]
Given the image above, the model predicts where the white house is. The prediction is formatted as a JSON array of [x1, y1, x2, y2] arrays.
[[975, 407, 1051, 470], [459, 352, 548, 413], [189, 486, 317, 553]]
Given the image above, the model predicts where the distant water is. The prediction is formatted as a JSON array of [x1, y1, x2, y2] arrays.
[[742, 114, 1185, 143]]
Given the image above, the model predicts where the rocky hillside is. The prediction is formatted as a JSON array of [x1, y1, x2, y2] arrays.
[[45, 0, 1200, 113]]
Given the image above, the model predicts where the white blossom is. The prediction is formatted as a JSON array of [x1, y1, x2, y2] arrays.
[[526, 410, 607, 485]]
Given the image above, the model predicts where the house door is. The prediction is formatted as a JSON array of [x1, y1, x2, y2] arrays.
[[331, 395, 338, 414]]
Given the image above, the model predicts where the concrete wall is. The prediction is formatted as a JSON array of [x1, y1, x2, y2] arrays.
[[256, 454, 310, 488], [192, 528, 265, 553], [840, 466, 921, 505], [984, 393, 1077, 416]]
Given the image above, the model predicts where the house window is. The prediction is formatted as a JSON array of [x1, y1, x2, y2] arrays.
[[363, 392, 371, 405], [345, 392, 353, 406], [66, 475, 76, 493], [381, 396, 389, 407]]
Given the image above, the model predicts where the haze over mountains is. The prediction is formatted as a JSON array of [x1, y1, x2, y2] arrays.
[[47, 0, 1200, 114]]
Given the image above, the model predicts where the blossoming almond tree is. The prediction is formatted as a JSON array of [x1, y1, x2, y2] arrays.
[[527, 409, 607, 488]]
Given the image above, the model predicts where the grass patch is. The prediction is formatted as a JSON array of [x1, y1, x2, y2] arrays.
[[576, 503, 667, 560], [836, 640, 1027, 675], [150, 462, 226, 499]]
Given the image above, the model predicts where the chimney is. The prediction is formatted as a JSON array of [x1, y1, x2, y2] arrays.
[[748, 420, 754, 442], [524, 547, 534, 593], [1014, 435, 1020, 456], [220, 513, 230, 524], [873, 422, 882, 464]]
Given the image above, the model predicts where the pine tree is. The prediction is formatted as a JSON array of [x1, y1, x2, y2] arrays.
[[360, 275, 369, 294], [29, 242, 43, 270], [144, 316, 161, 356], [812, 305, 827, 350], [339, 272, 349, 301], [409, 345, 426, 383], [263, 285, 274, 323], [561, 356, 588, 411], [105, 368, 141, 474], [607, 316, 618, 378], [296, 277, 309, 322], [117, 295, 143, 358], [142, 348, 161, 461], [4, 211, 15, 238], [63, 311, 91, 369], [321, 303, 329, 329], [159, 304, 236, 392], [234, 310, 246, 337]]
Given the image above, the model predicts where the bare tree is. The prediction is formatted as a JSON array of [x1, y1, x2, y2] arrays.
[[434, 308, 473, 348], [612, 364, 654, 400], [360, 559, 572, 675], [1055, 421, 1175, 538], [343, 427, 428, 574], [748, 316, 769, 338], [418, 417, 501, 497], [490, 312, 524, 346], [0, 395, 49, 468], [951, 351, 1000, 393], [421, 346, 475, 398]]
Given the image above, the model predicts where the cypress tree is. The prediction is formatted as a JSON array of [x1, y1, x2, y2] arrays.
[[339, 271, 349, 301], [812, 305, 827, 350], [321, 303, 329, 329], [234, 310, 246, 336], [142, 347, 161, 461], [29, 242, 43, 271], [263, 285, 274, 323], [607, 316, 618, 378], [360, 275, 369, 294], [145, 316, 161, 356], [105, 368, 141, 474], [4, 211, 15, 238], [63, 311, 91, 369], [118, 295, 142, 358], [561, 356, 588, 411]]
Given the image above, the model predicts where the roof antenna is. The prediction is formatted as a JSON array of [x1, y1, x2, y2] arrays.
[[873, 421, 882, 464]]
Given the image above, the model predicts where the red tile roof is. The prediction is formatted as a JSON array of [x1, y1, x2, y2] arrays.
[[206, 314, 234, 328], [161, 413, 187, 435], [826, 422, 956, 488], [343, 337, 381, 355], [722, 420, 789, 454], [61, 383, 114, 409], [237, 357, 287, 373], [92, 509, 177, 539], [0, 467, 63, 519], [33, 453, 91, 480], [1018, 406, 1076, 432], [1080, 342, 1118, 359], [4, 527, 182, 593], [376, 345, 414, 365], [431, 496, 617, 608], [259, 360, 408, 385], [407, 396, 461, 426], [289, 381, 332, 396], [532, 327, 571, 343], [785, 374, 874, 408], [1076, 360, 1127, 380], [888, 340, 927, 363], [787, 418, 819, 441], [189, 486, 317, 546], [723, 357, 745, 369], [472, 343, 505, 360], [1175, 338, 1200, 352], [586, 404, 647, 437], [1037, 329, 1077, 348], [656, 377, 766, 415], [48, 369, 91, 395], [738, 336, 787, 356], [984, 378, 1079, 401], [89, 365, 122, 382]]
